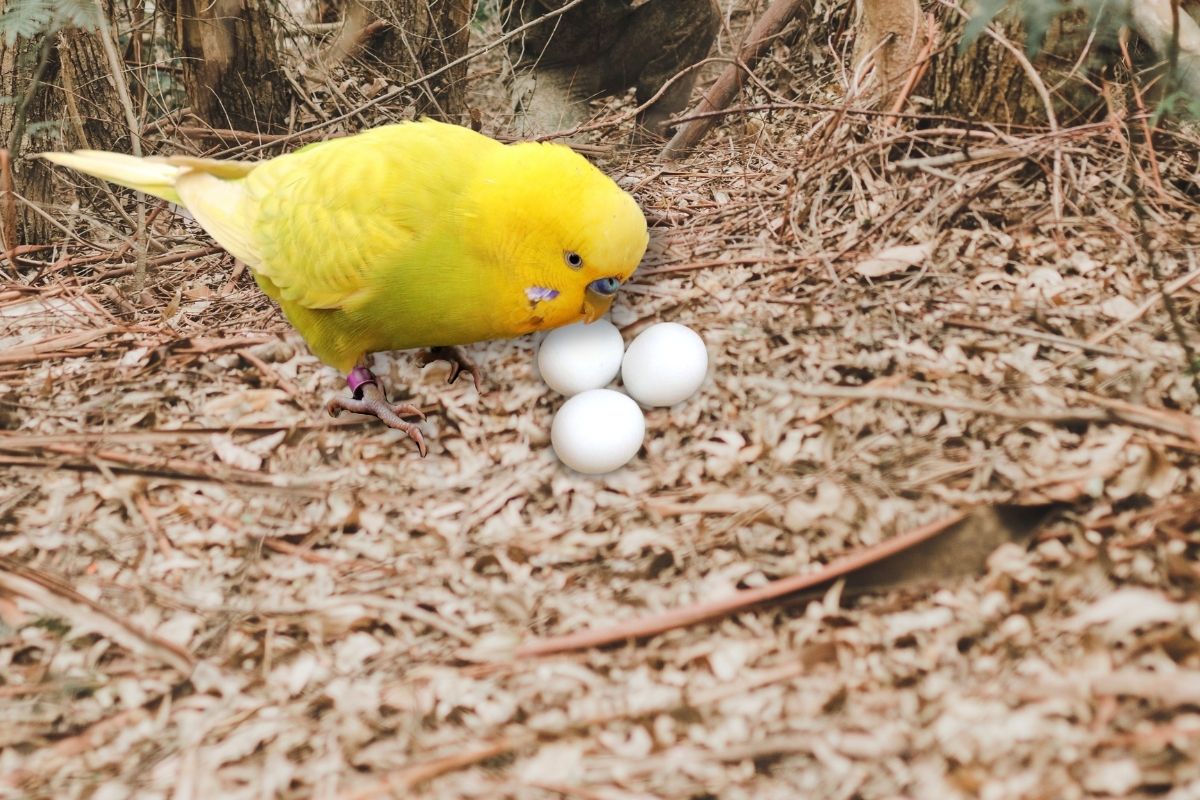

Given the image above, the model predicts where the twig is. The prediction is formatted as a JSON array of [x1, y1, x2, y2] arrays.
[[796, 384, 1200, 442], [133, 491, 175, 557], [1088, 264, 1200, 345], [237, 348, 300, 396], [93, 0, 148, 288], [1081, 391, 1200, 441], [0, 325, 120, 364], [937, 0, 1063, 224], [1, 693, 171, 789], [803, 374, 907, 424], [514, 510, 971, 657], [1118, 30, 1167, 200], [360, 658, 825, 796], [277, 594, 476, 645], [0, 440, 318, 488], [533, 57, 724, 143], [171, 335, 275, 354], [340, 738, 521, 799], [944, 316, 1145, 358], [635, 255, 804, 278], [0, 148, 16, 274], [0, 415, 408, 447], [1093, 669, 1200, 707], [1128, 0, 1200, 100], [801, 385, 1108, 424], [236, 0, 594, 157], [1126, 136, 1200, 395], [0, 557, 195, 673], [159, 124, 331, 145], [5, 31, 55, 157], [661, 0, 809, 158], [890, 146, 1023, 170], [884, 12, 938, 124]]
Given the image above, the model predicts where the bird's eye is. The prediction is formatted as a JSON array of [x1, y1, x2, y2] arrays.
[[588, 277, 620, 296], [565, 251, 584, 269]]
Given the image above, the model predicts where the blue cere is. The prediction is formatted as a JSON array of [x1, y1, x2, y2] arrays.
[[588, 277, 620, 296]]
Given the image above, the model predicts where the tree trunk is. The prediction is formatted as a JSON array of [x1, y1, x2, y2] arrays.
[[0, 29, 128, 247], [853, 0, 1104, 128], [926, 6, 1101, 127], [355, 0, 473, 121], [168, 0, 294, 132], [851, 0, 921, 105]]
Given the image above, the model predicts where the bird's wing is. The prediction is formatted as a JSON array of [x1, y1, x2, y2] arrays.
[[174, 172, 262, 266], [244, 121, 495, 312]]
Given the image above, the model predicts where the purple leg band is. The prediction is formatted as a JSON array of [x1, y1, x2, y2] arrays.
[[347, 366, 377, 398]]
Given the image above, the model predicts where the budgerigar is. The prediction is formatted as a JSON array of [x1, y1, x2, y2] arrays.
[[43, 119, 649, 455]]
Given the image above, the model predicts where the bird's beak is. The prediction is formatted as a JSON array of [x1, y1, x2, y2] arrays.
[[584, 294, 614, 323]]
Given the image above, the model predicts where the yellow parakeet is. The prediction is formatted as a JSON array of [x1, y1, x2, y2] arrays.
[[42, 120, 649, 455]]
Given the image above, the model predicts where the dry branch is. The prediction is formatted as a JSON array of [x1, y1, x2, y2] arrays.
[[0, 148, 16, 272], [661, 0, 809, 158], [515, 509, 973, 657]]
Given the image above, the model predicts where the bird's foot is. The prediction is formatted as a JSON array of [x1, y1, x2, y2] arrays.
[[327, 367, 428, 456], [421, 346, 482, 391]]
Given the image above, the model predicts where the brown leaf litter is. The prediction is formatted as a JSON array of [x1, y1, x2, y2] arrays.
[[4, 4, 1200, 798]]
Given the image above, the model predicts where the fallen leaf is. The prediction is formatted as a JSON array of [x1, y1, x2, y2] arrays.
[[856, 243, 933, 278], [1068, 587, 1182, 638], [244, 430, 288, 457], [210, 435, 263, 471], [1100, 295, 1139, 321]]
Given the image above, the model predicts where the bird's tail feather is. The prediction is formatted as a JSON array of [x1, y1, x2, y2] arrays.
[[40, 150, 185, 205], [41, 149, 262, 267]]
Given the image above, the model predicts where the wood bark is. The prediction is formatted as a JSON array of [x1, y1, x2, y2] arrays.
[[167, 0, 294, 132], [851, 0, 921, 105], [848, 0, 1104, 128], [0, 29, 128, 247], [925, 5, 1102, 128], [662, 0, 811, 159], [354, 0, 473, 121]]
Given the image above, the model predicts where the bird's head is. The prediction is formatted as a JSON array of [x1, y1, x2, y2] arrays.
[[470, 141, 649, 333]]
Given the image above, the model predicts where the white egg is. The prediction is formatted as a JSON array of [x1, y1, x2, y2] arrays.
[[620, 322, 708, 407], [537, 319, 626, 396], [551, 389, 645, 474]]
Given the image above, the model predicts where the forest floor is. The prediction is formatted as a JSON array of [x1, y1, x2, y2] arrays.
[[4, 6, 1200, 799]]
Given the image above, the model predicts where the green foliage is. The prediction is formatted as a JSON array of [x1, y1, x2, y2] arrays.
[[1153, 89, 1200, 123], [472, 0, 503, 28], [25, 119, 62, 137], [0, 0, 100, 44], [961, 0, 1007, 47]]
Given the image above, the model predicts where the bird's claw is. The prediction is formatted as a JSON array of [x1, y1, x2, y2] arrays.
[[421, 346, 482, 391], [327, 381, 428, 457]]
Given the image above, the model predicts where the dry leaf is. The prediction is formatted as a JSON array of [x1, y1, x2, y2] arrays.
[[856, 243, 933, 278], [1100, 295, 1139, 321], [210, 435, 263, 471], [1068, 588, 1182, 638], [244, 430, 288, 457]]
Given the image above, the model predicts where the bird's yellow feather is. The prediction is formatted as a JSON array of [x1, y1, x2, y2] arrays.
[[42, 119, 649, 373]]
